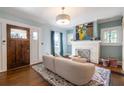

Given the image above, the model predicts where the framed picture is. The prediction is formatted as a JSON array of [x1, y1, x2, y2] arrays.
[[76, 22, 93, 40]]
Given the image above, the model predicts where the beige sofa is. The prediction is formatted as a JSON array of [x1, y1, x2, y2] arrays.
[[43, 55, 95, 85], [71, 56, 88, 63]]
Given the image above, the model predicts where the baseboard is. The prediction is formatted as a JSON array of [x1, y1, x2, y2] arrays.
[[31, 62, 43, 66], [0, 62, 43, 74], [7, 65, 30, 72]]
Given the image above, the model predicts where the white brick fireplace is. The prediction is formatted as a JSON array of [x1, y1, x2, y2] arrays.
[[71, 41, 101, 64]]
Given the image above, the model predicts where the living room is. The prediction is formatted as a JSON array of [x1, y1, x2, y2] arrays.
[[65, 16, 123, 72], [0, 7, 124, 86]]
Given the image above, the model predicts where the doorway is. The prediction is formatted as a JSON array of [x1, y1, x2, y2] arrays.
[[7, 24, 30, 70]]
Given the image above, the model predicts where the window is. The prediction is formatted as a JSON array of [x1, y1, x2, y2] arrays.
[[11, 28, 27, 39], [32, 32, 38, 40], [101, 26, 122, 46], [54, 32, 60, 55], [103, 30, 117, 43]]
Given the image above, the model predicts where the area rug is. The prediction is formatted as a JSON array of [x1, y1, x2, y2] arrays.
[[32, 63, 111, 86]]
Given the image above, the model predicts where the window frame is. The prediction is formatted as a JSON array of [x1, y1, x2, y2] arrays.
[[101, 26, 122, 46]]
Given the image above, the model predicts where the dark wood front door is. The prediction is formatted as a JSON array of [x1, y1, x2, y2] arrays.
[[7, 24, 30, 70]]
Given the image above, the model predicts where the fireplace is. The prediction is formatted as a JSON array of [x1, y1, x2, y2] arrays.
[[75, 49, 90, 60], [71, 41, 101, 64]]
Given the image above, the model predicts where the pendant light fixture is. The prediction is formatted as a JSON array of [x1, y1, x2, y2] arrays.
[[56, 7, 71, 25]]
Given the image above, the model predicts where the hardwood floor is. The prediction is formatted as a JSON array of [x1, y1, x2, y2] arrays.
[[97, 64, 124, 75], [0, 66, 50, 86], [0, 66, 124, 86], [110, 73, 124, 86]]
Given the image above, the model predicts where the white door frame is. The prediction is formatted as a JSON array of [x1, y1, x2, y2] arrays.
[[0, 18, 42, 72], [30, 27, 43, 65]]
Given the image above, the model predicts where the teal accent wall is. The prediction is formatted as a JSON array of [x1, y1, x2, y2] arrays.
[[93, 21, 98, 38], [98, 19, 122, 61], [100, 46, 122, 60], [98, 19, 122, 38], [65, 19, 123, 61]]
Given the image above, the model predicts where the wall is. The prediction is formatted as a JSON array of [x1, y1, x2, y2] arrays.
[[65, 30, 74, 55], [65, 22, 99, 55], [64, 19, 123, 61], [93, 21, 98, 38], [98, 19, 122, 38], [41, 26, 67, 55], [0, 11, 42, 27], [100, 46, 122, 60], [0, 10, 67, 72], [98, 19, 122, 61], [0, 10, 67, 55]]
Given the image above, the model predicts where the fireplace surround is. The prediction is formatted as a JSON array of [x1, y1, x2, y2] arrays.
[[71, 41, 101, 64], [75, 49, 90, 60]]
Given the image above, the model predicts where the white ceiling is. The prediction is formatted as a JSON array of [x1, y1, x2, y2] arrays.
[[0, 7, 124, 29]]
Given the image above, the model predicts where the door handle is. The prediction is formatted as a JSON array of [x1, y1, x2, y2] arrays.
[[2, 40, 6, 45], [2, 40, 6, 42]]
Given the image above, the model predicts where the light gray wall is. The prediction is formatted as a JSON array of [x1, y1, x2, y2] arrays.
[[65, 30, 74, 55], [98, 19, 122, 61], [41, 26, 67, 55], [0, 10, 67, 56], [1, 10, 122, 59], [0, 10, 42, 27]]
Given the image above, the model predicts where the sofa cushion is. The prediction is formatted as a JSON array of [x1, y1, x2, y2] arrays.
[[71, 57, 87, 63], [54, 57, 95, 85], [42, 55, 56, 73]]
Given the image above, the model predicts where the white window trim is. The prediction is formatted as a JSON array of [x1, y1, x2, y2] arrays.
[[101, 26, 123, 46]]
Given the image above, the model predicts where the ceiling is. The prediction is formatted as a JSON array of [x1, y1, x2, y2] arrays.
[[0, 7, 124, 29]]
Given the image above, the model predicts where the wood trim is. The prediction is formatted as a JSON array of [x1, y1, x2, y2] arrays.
[[0, 62, 42, 73], [7, 65, 30, 72], [6, 24, 30, 70]]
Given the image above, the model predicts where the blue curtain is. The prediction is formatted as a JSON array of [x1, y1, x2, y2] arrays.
[[51, 31, 55, 56], [60, 33, 63, 56]]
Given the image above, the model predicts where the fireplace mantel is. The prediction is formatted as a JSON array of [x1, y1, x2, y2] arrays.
[[71, 40, 101, 64], [71, 40, 101, 45]]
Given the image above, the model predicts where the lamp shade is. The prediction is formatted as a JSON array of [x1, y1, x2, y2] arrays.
[[56, 14, 70, 25]]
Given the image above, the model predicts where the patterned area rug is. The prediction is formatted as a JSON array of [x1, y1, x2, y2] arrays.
[[32, 63, 111, 86]]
